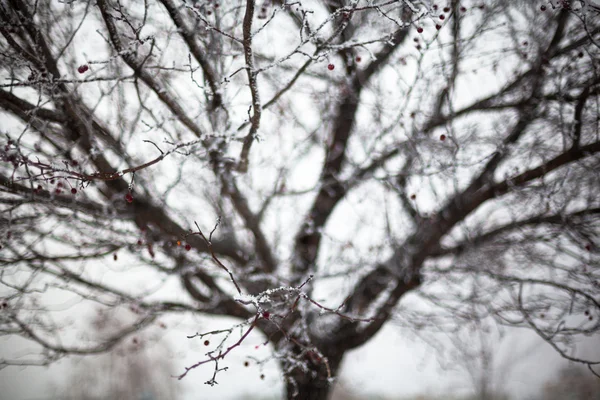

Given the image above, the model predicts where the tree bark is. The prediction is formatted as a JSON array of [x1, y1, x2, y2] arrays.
[[281, 346, 344, 400]]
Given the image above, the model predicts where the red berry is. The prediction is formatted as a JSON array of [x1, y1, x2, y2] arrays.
[[71, 188, 77, 194], [433, 4, 438, 10], [113, 254, 118, 261], [327, 63, 335, 71], [440, 134, 446, 141], [244, 361, 249, 367], [57, 182, 64, 188], [540, 5, 546, 11], [417, 26, 423, 33], [125, 193, 133, 203], [585, 244, 592, 251], [355, 56, 361, 62], [55, 188, 62, 195], [443, 7, 450, 12], [260, 374, 265, 380], [77, 64, 89, 74], [262, 311, 270, 319], [410, 194, 416, 200], [137, 240, 143, 246], [185, 244, 192, 251], [436, 24, 442, 30], [71, 160, 79, 166], [460, 6, 467, 12], [439, 14, 445, 20], [204, 340, 210, 346]]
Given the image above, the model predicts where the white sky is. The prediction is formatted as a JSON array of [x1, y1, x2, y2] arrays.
[[2, 320, 596, 399]]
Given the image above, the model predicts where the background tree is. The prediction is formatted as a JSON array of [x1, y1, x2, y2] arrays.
[[535, 364, 600, 400], [62, 307, 179, 400], [1, 1, 599, 399]]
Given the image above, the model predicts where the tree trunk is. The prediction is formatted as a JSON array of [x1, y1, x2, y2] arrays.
[[281, 347, 344, 400]]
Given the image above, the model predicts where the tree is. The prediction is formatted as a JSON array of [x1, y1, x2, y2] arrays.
[[61, 307, 180, 400], [1, 0, 599, 399], [535, 364, 600, 400]]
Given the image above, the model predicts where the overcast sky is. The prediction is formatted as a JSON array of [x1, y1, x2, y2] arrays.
[[2, 319, 596, 399]]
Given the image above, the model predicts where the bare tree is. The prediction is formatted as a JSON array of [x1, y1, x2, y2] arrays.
[[1, 1, 599, 399], [62, 307, 179, 400], [534, 363, 600, 400], [418, 314, 540, 400]]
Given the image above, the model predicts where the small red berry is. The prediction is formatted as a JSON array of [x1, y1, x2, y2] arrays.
[[443, 7, 450, 12], [125, 193, 133, 203], [262, 311, 270, 319], [540, 5, 546, 11], [460, 6, 467, 12], [260, 374, 265, 380], [410, 194, 416, 200], [585, 243, 592, 251], [71, 160, 79, 166], [590, 316, 594, 321], [244, 361, 249, 367], [478, 4, 484, 9], [113, 253, 118, 261], [71, 188, 77, 194], [327, 63, 335, 71], [436, 24, 442, 30], [185, 244, 192, 251], [77, 65, 89, 74], [55, 188, 62, 195], [355, 56, 361, 62], [137, 240, 143, 246], [440, 134, 446, 141], [417, 26, 423, 33], [439, 14, 445, 20], [433, 4, 438, 10], [204, 340, 210, 346], [585, 310, 590, 316]]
